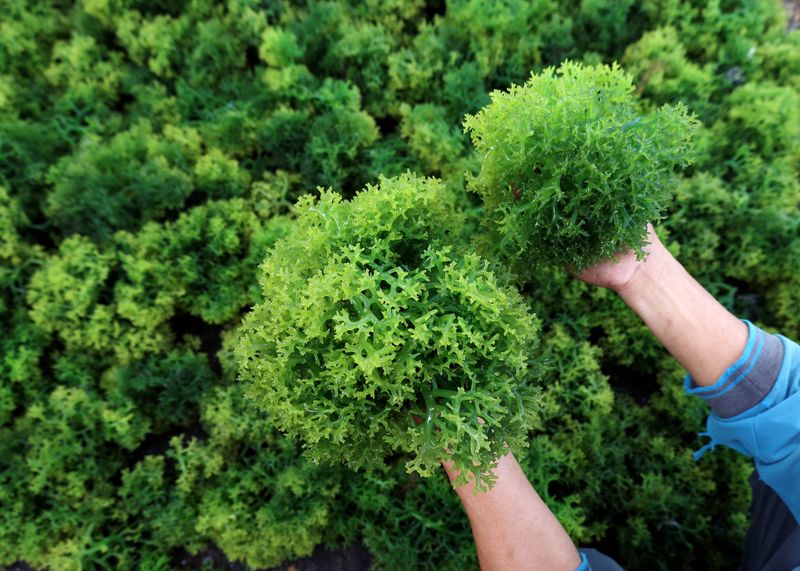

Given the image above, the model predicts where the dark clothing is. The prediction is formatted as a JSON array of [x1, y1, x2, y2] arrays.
[[742, 471, 800, 571]]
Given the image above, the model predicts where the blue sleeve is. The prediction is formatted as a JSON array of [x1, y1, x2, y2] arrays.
[[576, 552, 591, 571], [685, 320, 800, 524]]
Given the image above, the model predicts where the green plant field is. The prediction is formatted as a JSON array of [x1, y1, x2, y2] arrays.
[[1, 1, 798, 570]]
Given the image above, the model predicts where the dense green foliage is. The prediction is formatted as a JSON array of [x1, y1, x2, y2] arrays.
[[464, 61, 697, 271], [238, 173, 540, 490], [1, 0, 798, 570]]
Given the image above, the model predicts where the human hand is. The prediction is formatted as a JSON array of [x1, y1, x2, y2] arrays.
[[575, 221, 749, 387], [573, 223, 662, 293]]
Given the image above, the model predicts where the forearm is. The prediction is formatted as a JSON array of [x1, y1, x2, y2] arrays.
[[443, 453, 581, 571], [615, 239, 747, 387]]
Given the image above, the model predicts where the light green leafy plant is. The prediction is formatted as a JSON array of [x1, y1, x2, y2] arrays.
[[237, 172, 541, 490], [464, 61, 697, 272]]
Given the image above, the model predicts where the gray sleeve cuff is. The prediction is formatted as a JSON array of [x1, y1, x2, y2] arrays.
[[684, 321, 785, 419]]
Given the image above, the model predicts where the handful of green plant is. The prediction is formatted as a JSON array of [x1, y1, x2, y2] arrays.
[[464, 61, 697, 272], [237, 173, 541, 490]]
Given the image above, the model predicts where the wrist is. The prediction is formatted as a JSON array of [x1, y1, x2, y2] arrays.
[[609, 237, 748, 386], [613, 239, 673, 299], [442, 453, 513, 499]]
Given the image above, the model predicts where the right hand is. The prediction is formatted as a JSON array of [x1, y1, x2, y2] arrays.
[[573, 223, 662, 293]]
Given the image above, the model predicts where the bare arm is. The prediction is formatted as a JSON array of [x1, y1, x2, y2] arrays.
[[577, 224, 748, 387], [443, 453, 582, 571], [441, 224, 745, 571]]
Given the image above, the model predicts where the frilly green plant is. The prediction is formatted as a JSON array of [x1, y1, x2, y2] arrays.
[[170, 385, 343, 568], [25, 235, 170, 361], [237, 172, 541, 490], [464, 61, 697, 272]]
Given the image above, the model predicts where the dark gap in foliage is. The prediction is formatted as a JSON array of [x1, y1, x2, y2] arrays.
[[239, 153, 268, 182], [374, 114, 400, 137], [19, 212, 57, 252], [181, 191, 210, 212], [424, 0, 447, 22], [171, 542, 252, 570], [169, 312, 224, 375], [237, 443, 264, 465], [172, 541, 372, 571], [394, 238, 426, 270], [515, 280, 535, 298], [588, 326, 606, 346], [5, 397, 28, 426], [268, 543, 373, 571], [383, 450, 410, 471], [136, 0, 189, 18], [398, 471, 422, 497], [121, 425, 208, 488], [0, 561, 36, 571], [726, 277, 766, 317], [35, 338, 66, 394], [131, 426, 205, 462], [245, 45, 261, 70], [546, 479, 573, 500], [80, 14, 121, 49], [111, 90, 137, 115], [98, 269, 121, 305], [623, 3, 648, 49], [602, 361, 659, 405]]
